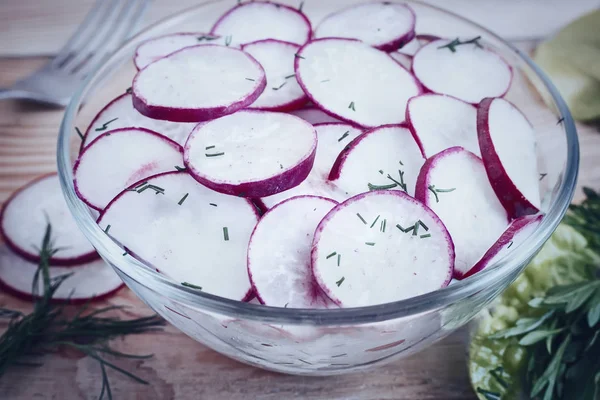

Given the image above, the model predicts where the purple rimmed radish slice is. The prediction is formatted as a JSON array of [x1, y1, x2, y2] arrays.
[[415, 147, 509, 277], [295, 38, 421, 128], [406, 94, 479, 158], [329, 125, 424, 197], [311, 190, 454, 307], [74, 128, 184, 211], [248, 196, 338, 308], [132, 45, 266, 123], [289, 107, 342, 125], [210, 1, 312, 46], [0, 245, 122, 303], [184, 110, 317, 198], [462, 215, 543, 279], [134, 33, 232, 70], [82, 93, 196, 149], [241, 39, 308, 112], [98, 172, 259, 301], [397, 34, 440, 56], [260, 123, 363, 209], [0, 174, 98, 266], [313, 2, 416, 52], [477, 97, 541, 218], [412, 38, 512, 104]]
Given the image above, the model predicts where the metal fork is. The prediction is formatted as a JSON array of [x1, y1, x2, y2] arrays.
[[0, 0, 151, 107]]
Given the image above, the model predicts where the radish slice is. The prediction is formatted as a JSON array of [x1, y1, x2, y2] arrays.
[[415, 147, 509, 277], [261, 123, 363, 209], [412, 38, 512, 104], [74, 128, 184, 211], [477, 97, 541, 218], [314, 2, 416, 52], [134, 33, 231, 70], [210, 1, 311, 46], [406, 94, 479, 158], [462, 215, 543, 279], [248, 196, 338, 308], [311, 190, 454, 307], [0, 246, 122, 303], [184, 110, 317, 198], [0, 174, 98, 266], [289, 107, 342, 124], [82, 93, 195, 149], [295, 38, 421, 128], [390, 52, 412, 70], [98, 172, 259, 301], [329, 125, 424, 197], [132, 45, 266, 123], [241, 39, 308, 111]]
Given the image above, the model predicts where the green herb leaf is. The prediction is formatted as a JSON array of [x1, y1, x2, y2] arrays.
[[519, 328, 565, 346]]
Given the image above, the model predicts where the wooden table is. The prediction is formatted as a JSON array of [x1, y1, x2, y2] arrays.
[[1, 2, 599, 399]]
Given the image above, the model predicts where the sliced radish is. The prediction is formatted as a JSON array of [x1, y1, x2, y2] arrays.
[[311, 190, 454, 307], [462, 215, 543, 279], [477, 97, 541, 218], [82, 93, 195, 149], [134, 33, 232, 70], [390, 52, 412, 70], [98, 172, 259, 301], [329, 125, 424, 197], [184, 110, 317, 198], [74, 128, 184, 211], [241, 39, 308, 111], [248, 196, 338, 308], [406, 94, 479, 158], [415, 147, 509, 277], [314, 2, 416, 52], [289, 107, 342, 124], [132, 45, 266, 123], [397, 33, 440, 56], [260, 123, 363, 209], [0, 245, 122, 303], [0, 174, 98, 266], [210, 1, 311, 46], [412, 38, 512, 104], [295, 38, 421, 128]]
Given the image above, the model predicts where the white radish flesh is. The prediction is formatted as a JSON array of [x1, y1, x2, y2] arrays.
[[98, 172, 259, 301], [260, 123, 363, 209], [134, 33, 230, 70], [311, 190, 454, 307], [0, 174, 98, 266], [415, 147, 509, 277], [184, 110, 317, 198], [132, 45, 266, 122], [0, 245, 122, 303], [74, 128, 184, 211], [329, 125, 424, 197], [477, 97, 541, 218], [295, 38, 422, 128], [241, 39, 308, 111], [289, 107, 342, 124], [211, 1, 312, 46], [412, 39, 512, 104], [248, 196, 338, 308], [314, 2, 416, 52], [82, 93, 195, 148], [406, 94, 479, 158]]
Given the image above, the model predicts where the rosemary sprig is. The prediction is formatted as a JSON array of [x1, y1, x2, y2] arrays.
[[75, 127, 84, 140], [438, 36, 483, 52], [428, 185, 456, 203]]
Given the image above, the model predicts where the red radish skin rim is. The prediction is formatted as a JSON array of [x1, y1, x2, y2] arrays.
[[247, 195, 338, 307], [0, 173, 100, 267], [241, 39, 310, 112], [73, 127, 184, 212], [295, 37, 423, 128], [477, 97, 540, 218], [310, 190, 455, 306], [80, 92, 129, 153], [132, 45, 267, 123], [210, 1, 312, 45]]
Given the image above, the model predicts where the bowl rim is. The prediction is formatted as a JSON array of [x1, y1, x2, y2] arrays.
[[57, 0, 579, 325]]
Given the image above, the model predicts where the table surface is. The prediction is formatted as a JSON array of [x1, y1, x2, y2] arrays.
[[1, 2, 599, 399]]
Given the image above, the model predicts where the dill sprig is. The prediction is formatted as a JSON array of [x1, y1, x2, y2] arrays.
[[0, 224, 165, 399], [94, 118, 118, 132], [438, 36, 483, 52]]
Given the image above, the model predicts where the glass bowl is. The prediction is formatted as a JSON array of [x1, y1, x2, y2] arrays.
[[57, 0, 578, 376]]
